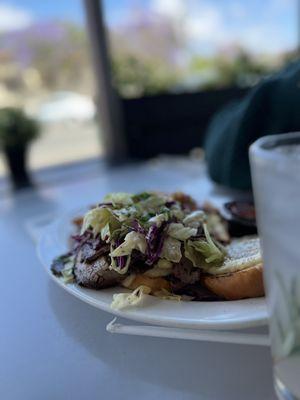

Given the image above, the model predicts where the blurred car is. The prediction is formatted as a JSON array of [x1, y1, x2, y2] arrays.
[[34, 91, 96, 122]]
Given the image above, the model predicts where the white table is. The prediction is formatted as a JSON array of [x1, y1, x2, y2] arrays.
[[0, 158, 276, 400]]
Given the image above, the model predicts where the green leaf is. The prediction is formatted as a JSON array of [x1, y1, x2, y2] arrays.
[[132, 192, 152, 202]]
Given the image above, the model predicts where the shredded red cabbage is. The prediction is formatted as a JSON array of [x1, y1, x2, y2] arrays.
[[165, 200, 175, 208], [145, 221, 167, 265], [116, 255, 127, 269], [112, 238, 128, 270], [71, 230, 93, 253], [71, 230, 110, 262], [131, 219, 147, 235]]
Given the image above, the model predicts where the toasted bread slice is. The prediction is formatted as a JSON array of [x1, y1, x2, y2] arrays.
[[203, 263, 264, 300]]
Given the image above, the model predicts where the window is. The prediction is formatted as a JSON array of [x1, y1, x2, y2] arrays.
[[97, 0, 299, 159], [103, 0, 298, 97], [0, 1, 102, 180], [1, 0, 298, 183]]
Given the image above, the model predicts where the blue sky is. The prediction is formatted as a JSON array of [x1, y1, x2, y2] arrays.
[[10, 0, 136, 24], [11, 0, 84, 23], [2, 0, 298, 55]]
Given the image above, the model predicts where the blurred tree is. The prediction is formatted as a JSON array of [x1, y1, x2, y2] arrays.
[[111, 54, 180, 97], [0, 21, 93, 94], [190, 49, 273, 90], [0, 15, 293, 100], [108, 9, 183, 96]]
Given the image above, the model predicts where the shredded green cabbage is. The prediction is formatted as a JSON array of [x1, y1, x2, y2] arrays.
[[167, 223, 197, 240], [111, 285, 151, 310], [135, 193, 168, 216], [160, 237, 182, 263], [61, 257, 75, 283], [110, 254, 132, 274], [103, 192, 133, 206], [183, 210, 206, 228], [148, 213, 169, 227], [144, 259, 173, 277], [110, 231, 147, 257], [184, 223, 226, 268], [82, 207, 120, 235]]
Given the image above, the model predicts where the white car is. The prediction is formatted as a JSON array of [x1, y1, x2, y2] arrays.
[[35, 91, 96, 122]]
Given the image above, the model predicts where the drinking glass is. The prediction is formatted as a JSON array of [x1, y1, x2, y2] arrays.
[[250, 132, 300, 400]]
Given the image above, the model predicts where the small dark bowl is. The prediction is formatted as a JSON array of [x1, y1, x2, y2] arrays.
[[222, 200, 257, 237]]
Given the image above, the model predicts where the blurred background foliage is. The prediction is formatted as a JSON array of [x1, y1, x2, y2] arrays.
[[0, 11, 297, 105], [0, 21, 93, 108]]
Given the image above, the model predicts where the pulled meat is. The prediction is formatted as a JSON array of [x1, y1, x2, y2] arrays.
[[74, 254, 125, 289], [168, 257, 221, 301], [79, 242, 110, 264], [172, 258, 201, 285], [174, 283, 222, 301]]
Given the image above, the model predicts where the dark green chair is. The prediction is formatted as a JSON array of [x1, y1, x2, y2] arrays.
[[204, 61, 300, 190]]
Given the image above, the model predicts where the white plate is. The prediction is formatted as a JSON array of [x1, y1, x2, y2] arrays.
[[37, 211, 268, 330]]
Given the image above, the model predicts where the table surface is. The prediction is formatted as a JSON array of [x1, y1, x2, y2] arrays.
[[0, 158, 276, 400]]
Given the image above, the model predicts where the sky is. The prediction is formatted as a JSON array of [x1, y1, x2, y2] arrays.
[[0, 0, 298, 55]]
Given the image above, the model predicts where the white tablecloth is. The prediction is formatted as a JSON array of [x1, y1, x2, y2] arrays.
[[0, 159, 276, 400]]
